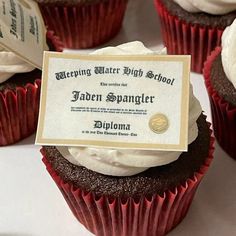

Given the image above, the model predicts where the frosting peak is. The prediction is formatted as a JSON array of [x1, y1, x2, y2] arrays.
[[173, 0, 236, 15], [57, 42, 202, 176], [0, 47, 35, 83], [221, 19, 236, 89]]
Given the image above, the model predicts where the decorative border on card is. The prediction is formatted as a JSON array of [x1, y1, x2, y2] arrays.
[[36, 52, 190, 151]]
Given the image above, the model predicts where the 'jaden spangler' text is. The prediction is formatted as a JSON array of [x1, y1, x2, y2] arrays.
[[71, 91, 155, 105], [55, 66, 175, 86]]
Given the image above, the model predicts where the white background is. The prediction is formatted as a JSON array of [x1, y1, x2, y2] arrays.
[[0, 0, 236, 235]]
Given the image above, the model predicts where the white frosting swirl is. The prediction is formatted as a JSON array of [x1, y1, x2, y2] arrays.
[[173, 0, 236, 15], [57, 41, 202, 176], [0, 47, 35, 83], [222, 19, 236, 88]]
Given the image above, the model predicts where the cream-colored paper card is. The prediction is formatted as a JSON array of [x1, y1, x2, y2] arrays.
[[0, 0, 48, 68], [36, 52, 190, 151]]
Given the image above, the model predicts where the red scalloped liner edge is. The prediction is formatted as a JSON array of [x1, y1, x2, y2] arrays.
[[46, 30, 64, 52], [203, 46, 236, 160], [41, 129, 214, 236], [154, 0, 224, 74], [39, 0, 128, 49]]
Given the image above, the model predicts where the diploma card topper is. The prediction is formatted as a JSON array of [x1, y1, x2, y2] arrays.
[[0, 0, 48, 68], [36, 52, 190, 151]]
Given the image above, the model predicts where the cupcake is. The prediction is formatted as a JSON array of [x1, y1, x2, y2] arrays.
[[40, 42, 214, 235], [154, 0, 236, 73], [204, 19, 236, 160], [0, 31, 63, 146], [35, 0, 129, 49]]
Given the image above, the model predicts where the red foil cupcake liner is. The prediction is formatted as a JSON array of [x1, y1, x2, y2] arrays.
[[0, 31, 62, 146], [38, 0, 128, 49], [204, 47, 236, 160], [41, 131, 214, 236], [0, 80, 41, 146], [154, 0, 224, 73]]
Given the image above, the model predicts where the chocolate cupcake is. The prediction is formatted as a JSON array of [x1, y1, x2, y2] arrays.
[[40, 42, 214, 236], [35, 0, 129, 49], [154, 0, 236, 73], [204, 19, 236, 160], [0, 31, 63, 146]]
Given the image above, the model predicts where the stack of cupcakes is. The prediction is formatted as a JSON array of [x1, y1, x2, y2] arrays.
[[154, 0, 236, 73]]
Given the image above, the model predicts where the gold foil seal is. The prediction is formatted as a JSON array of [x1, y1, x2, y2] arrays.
[[149, 113, 169, 134]]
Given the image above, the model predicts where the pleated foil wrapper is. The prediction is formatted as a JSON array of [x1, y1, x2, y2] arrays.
[[204, 46, 236, 160], [154, 0, 224, 73], [38, 0, 128, 49], [41, 129, 214, 236]]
